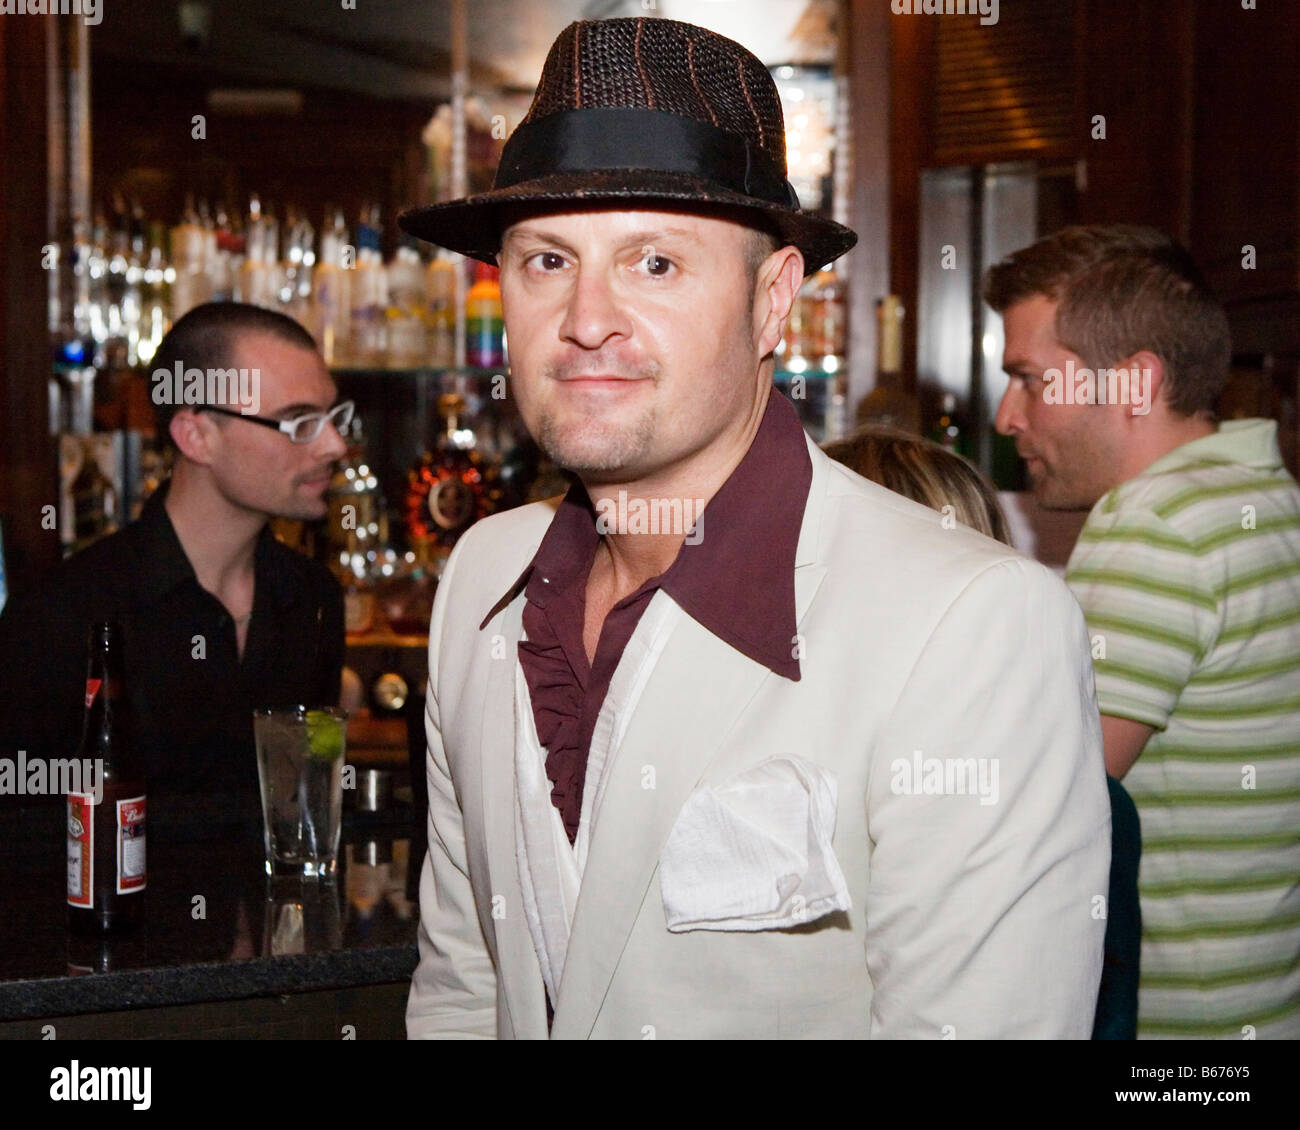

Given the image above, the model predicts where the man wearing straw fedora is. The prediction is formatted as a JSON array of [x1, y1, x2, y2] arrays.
[[402, 16, 1109, 1039]]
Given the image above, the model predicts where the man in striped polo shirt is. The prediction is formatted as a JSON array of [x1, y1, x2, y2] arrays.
[[985, 225, 1300, 1039]]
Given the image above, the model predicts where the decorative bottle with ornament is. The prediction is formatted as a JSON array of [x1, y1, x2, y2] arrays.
[[403, 392, 501, 571]]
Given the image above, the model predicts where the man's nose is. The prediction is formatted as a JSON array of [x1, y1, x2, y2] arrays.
[[558, 266, 630, 350], [316, 417, 349, 460], [994, 382, 1024, 437]]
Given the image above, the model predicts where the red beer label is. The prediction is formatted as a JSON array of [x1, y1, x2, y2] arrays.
[[84, 678, 102, 708], [67, 794, 93, 908], [117, 796, 146, 894]]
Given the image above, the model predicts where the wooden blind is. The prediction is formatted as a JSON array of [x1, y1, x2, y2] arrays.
[[928, 1, 1077, 165]]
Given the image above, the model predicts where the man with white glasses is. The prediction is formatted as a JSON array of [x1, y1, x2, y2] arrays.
[[0, 303, 348, 833]]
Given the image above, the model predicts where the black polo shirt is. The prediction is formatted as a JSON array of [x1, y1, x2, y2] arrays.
[[0, 479, 344, 836]]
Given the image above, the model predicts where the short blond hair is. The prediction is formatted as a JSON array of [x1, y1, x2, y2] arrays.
[[823, 425, 1012, 545]]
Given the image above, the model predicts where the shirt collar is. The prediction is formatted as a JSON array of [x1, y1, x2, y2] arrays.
[[129, 478, 198, 599], [480, 390, 812, 680], [1141, 418, 1284, 476]]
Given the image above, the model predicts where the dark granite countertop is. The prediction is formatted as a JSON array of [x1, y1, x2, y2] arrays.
[[0, 801, 422, 1021]]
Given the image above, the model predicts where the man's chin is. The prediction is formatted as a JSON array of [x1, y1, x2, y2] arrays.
[[540, 433, 649, 478], [1029, 480, 1094, 513], [278, 496, 330, 522]]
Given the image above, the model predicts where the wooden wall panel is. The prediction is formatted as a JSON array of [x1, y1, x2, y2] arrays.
[[846, 0, 892, 405], [1, 16, 60, 593], [1189, 1, 1299, 317], [1076, 0, 1194, 236]]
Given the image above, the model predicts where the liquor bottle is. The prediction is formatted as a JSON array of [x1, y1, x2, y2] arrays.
[[810, 268, 847, 372], [238, 194, 261, 305], [87, 211, 110, 347], [261, 202, 283, 309], [66, 213, 96, 365], [313, 207, 352, 365], [350, 203, 388, 364], [122, 199, 147, 367], [208, 201, 238, 302], [856, 295, 922, 433], [50, 214, 98, 371], [327, 416, 387, 564], [170, 194, 210, 320], [240, 193, 282, 309], [808, 267, 849, 440], [403, 392, 500, 570], [497, 432, 542, 510], [104, 194, 131, 350], [138, 222, 171, 366], [67, 621, 146, 935], [281, 205, 316, 327], [385, 240, 427, 366], [65, 435, 119, 555], [425, 250, 456, 367], [778, 279, 814, 372], [465, 262, 504, 368]]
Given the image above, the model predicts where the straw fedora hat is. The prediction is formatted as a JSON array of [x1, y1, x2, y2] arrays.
[[398, 17, 857, 273]]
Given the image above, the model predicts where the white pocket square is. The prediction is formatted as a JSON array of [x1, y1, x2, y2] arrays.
[[659, 756, 851, 932]]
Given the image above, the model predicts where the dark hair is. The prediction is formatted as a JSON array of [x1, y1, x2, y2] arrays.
[[743, 224, 783, 281], [981, 225, 1231, 416], [823, 425, 1013, 545], [149, 302, 318, 445]]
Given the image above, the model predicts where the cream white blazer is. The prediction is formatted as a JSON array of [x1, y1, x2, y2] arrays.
[[407, 434, 1111, 1039]]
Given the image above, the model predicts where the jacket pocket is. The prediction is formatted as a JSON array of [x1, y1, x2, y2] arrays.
[[659, 756, 851, 932]]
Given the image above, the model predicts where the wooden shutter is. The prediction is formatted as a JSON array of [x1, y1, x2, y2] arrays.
[[927, 1, 1078, 166]]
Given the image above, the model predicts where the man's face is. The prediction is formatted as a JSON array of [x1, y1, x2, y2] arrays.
[[497, 205, 770, 485], [198, 332, 347, 520], [994, 294, 1125, 511]]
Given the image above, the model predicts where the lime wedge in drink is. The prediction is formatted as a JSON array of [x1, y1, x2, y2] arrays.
[[304, 710, 345, 760]]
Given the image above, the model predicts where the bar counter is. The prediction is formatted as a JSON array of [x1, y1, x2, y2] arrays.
[[0, 800, 420, 1039]]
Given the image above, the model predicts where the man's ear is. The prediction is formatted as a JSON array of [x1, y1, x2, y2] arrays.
[[170, 409, 218, 466], [1123, 349, 1165, 419], [757, 246, 805, 359]]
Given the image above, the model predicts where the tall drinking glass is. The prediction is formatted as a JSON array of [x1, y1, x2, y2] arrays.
[[253, 706, 348, 880]]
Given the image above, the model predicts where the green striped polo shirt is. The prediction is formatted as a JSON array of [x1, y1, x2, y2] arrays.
[[1066, 418, 1300, 1040]]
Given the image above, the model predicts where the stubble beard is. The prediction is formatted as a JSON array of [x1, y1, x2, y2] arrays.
[[1031, 472, 1088, 511], [1029, 443, 1111, 512], [536, 405, 658, 477], [531, 356, 663, 477]]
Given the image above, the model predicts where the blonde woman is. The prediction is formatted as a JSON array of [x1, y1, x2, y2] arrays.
[[822, 425, 1013, 545]]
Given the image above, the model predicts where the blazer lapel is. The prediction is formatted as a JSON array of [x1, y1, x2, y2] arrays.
[[549, 437, 832, 1038]]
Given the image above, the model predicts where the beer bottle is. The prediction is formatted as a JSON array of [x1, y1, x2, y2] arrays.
[[856, 295, 923, 434], [67, 621, 146, 934]]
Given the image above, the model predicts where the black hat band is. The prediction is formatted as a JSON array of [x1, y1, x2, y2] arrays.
[[494, 107, 801, 211]]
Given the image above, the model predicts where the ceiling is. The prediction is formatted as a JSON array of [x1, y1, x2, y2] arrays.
[[91, 0, 840, 101]]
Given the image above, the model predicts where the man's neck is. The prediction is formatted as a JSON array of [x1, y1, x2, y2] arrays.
[[163, 462, 265, 596], [581, 389, 768, 599], [1116, 412, 1216, 486]]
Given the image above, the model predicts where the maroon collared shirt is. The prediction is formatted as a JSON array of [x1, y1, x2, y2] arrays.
[[479, 390, 812, 844]]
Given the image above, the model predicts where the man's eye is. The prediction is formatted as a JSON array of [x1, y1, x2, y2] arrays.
[[638, 253, 674, 278], [528, 252, 566, 271]]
